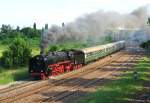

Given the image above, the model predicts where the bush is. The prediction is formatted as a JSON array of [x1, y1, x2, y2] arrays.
[[1, 37, 32, 67], [20, 27, 41, 38], [140, 40, 150, 49], [49, 45, 59, 51]]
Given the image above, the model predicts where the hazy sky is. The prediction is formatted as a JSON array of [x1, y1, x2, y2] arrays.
[[0, 0, 150, 28]]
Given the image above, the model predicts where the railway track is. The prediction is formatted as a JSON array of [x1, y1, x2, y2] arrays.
[[15, 51, 141, 103], [0, 80, 41, 94], [37, 53, 139, 103], [0, 50, 125, 103]]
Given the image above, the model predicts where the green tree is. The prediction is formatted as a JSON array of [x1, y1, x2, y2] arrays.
[[49, 45, 59, 51], [21, 27, 40, 38], [104, 35, 113, 43], [1, 24, 12, 33], [21, 27, 33, 37], [16, 26, 20, 32], [45, 24, 48, 30], [33, 22, 36, 30], [1, 37, 32, 67]]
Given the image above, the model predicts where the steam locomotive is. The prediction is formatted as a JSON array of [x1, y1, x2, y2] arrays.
[[29, 41, 125, 79]]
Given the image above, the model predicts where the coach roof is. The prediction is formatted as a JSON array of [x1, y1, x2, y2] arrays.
[[80, 41, 125, 54]]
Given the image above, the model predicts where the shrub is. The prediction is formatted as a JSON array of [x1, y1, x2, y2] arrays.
[[140, 40, 150, 49], [1, 37, 32, 67], [49, 45, 59, 51], [20, 27, 41, 38]]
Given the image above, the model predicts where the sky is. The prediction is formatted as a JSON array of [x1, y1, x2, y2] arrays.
[[0, 0, 150, 29]]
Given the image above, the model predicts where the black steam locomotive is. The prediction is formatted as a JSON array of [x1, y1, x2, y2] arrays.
[[29, 50, 84, 79]]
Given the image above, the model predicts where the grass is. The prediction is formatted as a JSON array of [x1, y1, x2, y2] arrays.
[[77, 57, 150, 103], [0, 67, 29, 85], [0, 45, 7, 57]]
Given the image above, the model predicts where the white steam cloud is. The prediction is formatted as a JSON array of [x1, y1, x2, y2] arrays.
[[40, 6, 150, 53]]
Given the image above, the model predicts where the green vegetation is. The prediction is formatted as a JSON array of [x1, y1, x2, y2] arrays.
[[0, 67, 29, 85], [0, 24, 41, 57], [0, 24, 40, 84], [77, 57, 150, 103], [140, 15, 150, 50], [1, 37, 32, 67], [47, 35, 113, 52], [140, 40, 150, 50], [48, 42, 88, 51], [0, 45, 7, 57]]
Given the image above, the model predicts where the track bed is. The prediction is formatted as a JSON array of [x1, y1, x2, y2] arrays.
[[0, 48, 145, 103]]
